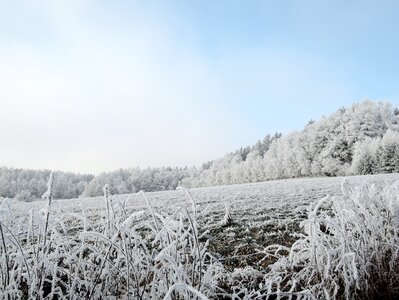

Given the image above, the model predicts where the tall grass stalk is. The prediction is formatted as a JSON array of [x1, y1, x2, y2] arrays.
[[42, 171, 54, 247], [0, 220, 10, 289]]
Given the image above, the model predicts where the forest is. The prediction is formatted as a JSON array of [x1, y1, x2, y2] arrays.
[[1, 101, 399, 200], [183, 100, 399, 187]]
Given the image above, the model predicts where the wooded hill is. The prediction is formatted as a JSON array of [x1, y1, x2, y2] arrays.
[[182, 100, 399, 187], [1, 100, 398, 200]]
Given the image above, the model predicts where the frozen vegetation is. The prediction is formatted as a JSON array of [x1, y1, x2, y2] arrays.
[[183, 101, 399, 187], [1, 173, 398, 299], [2, 101, 399, 201], [1, 101, 398, 299], [0, 168, 94, 202]]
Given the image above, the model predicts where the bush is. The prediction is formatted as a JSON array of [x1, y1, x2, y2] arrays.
[[14, 190, 33, 202]]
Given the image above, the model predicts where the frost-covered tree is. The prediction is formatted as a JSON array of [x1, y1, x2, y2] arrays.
[[183, 101, 399, 188], [82, 167, 193, 197], [376, 129, 399, 173], [3, 101, 398, 196], [350, 138, 380, 175], [0, 167, 93, 201]]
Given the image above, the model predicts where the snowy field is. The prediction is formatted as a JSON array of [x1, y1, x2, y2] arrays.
[[10, 173, 399, 220], [1, 173, 399, 299], [6, 173, 399, 264], [6, 173, 399, 265]]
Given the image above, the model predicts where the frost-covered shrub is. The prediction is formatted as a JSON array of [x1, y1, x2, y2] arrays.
[[350, 137, 380, 175], [260, 180, 399, 299], [14, 190, 34, 202]]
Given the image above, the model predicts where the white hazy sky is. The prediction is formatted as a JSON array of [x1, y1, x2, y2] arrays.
[[1, 0, 399, 174]]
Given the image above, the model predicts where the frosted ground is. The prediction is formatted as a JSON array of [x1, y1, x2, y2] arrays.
[[8, 173, 399, 268], [2, 173, 399, 299]]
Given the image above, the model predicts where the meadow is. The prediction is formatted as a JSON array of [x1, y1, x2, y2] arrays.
[[1, 173, 398, 299]]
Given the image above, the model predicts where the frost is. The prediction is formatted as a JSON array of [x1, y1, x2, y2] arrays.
[[1, 174, 398, 299]]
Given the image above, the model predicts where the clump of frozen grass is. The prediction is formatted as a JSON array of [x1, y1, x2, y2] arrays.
[[219, 202, 233, 227], [0, 178, 224, 299], [258, 180, 399, 299]]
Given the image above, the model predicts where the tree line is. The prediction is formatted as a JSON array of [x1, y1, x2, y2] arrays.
[[0, 168, 94, 201], [1, 101, 398, 200], [181, 101, 399, 187], [0, 166, 193, 200]]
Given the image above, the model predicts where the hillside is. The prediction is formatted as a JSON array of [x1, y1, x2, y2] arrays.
[[183, 100, 399, 187], [2, 100, 398, 200]]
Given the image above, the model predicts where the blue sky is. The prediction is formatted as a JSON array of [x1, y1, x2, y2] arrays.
[[1, 0, 399, 174]]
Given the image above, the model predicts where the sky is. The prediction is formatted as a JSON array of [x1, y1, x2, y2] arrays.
[[1, 0, 399, 174]]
